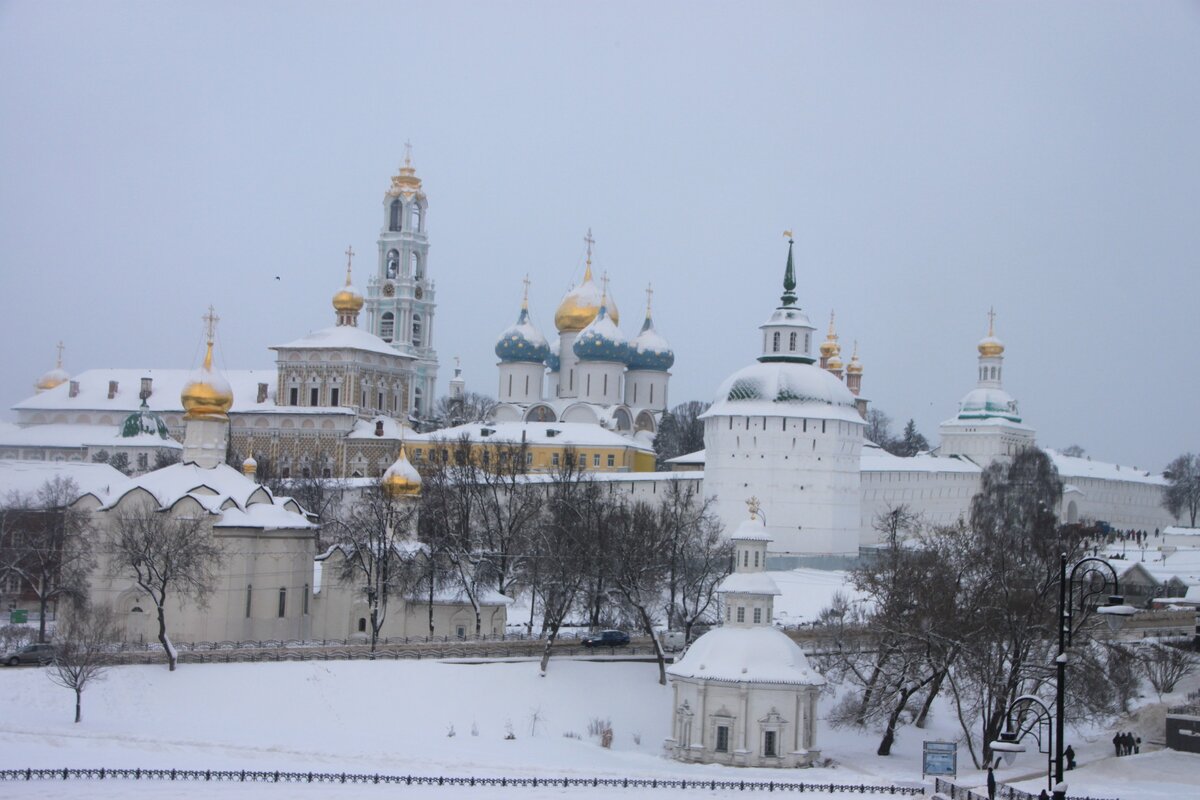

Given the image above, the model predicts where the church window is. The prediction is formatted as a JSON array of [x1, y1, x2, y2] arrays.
[[245, 585, 253, 618], [507, 375, 513, 396], [763, 730, 777, 757], [302, 466, 311, 478], [586, 375, 591, 395], [411, 204, 422, 232], [737, 607, 745, 623], [524, 375, 530, 394], [415, 386, 423, 414], [289, 387, 298, 406], [361, 390, 367, 407], [603, 374, 608, 394], [281, 467, 290, 479], [330, 388, 339, 407], [552, 452, 560, 467], [277, 588, 287, 618], [772, 332, 780, 352], [607, 454, 615, 467], [310, 387, 319, 406], [386, 249, 399, 278], [789, 332, 797, 351], [650, 384, 655, 404], [753, 608, 762, 623], [377, 392, 383, 410], [389, 200, 402, 232], [754, 551, 759, 568], [715, 725, 730, 753], [358, 618, 367, 633], [303, 585, 309, 615], [743, 550, 749, 567], [323, 468, 331, 478], [569, 370, 574, 390], [805, 333, 810, 351], [381, 312, 395, 343], [137, 452, 148, 471], [412, 314, 422, 347], [412, 252, 422, 280]]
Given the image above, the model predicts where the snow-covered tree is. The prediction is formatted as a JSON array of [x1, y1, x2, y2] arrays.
[[48, 603, 116, 723], [652, 401, 708, 468], [1162, 453, 1200, 526]]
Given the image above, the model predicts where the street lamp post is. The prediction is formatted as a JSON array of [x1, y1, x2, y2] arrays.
[[992, 553, 1135, 800]]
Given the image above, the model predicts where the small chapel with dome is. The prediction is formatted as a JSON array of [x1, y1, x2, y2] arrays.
[[491, 230, 674, 437], [666, 501, 824, 768]]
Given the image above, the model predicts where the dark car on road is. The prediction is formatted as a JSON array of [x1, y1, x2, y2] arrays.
[[582, 630, 630, 648], [3, 643, 59, 666]]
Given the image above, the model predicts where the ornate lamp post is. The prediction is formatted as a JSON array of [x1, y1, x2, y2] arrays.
[[991, 553, 1136, 799]]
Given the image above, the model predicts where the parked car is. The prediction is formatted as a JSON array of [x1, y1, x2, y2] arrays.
[[582, 630, 630, 648], [3, 642, 59, 666]]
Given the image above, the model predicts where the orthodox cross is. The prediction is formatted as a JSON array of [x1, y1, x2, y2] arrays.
[[522, 273, 531, 307], [202, 305, 220, 343], [987, 306, 996, 336], [403, 140, 413, 167], [55, 340, 65, 367], [345, 245, 355, 283], [645, 283, 654, 315], [601, 272, 610, 306], [584, 228, 595, 263], [746, 496, 761, 520]]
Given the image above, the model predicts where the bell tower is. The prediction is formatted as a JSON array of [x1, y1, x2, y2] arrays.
[[365, 144, 439, 419]]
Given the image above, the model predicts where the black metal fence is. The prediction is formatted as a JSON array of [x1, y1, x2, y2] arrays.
[[933, 777, 1119, 800], [113, 643, 666, 665], [0, 768, 924, 793]]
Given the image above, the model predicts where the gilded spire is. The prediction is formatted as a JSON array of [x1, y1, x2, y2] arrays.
[[201, 305, 219, 371], [332, 246, 365, 321], [781, 231, 797, 306], [387, 142, 423, 197], [978, 307, 1005, 357], [181, 306, 234, 420]]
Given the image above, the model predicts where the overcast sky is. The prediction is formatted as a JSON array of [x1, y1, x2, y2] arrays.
[[2, 1, 1198, 471]]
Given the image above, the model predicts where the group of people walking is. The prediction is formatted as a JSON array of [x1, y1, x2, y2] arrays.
[[1112, 730, 1141, 756]]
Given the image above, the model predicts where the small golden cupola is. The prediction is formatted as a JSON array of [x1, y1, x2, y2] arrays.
[[820, 311, 843, 372], [554, 228, 620, 333], [35, 341, 70, 392], [386, 143, 424, 199], [846, 340, 863, 375], [332, 245, 364, 326], [180, 307, 234, 420], [977, 307, 1005, 357], [382, 442, 422, 498]]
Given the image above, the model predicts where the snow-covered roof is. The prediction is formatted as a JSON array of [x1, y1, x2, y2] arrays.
[[213, 503, 317, 530], [667, 626, 824, 686], [666, 449, 705, 465], [0, 459, 132, 501], [730, 517, 772, 541], [272, 325, 410, 359], [0, 422, 181, 450], [939, 413, 1034, 431], [407, 421, 655, 453], [1045, 449, 1166, 486], [860, 443, 982, 474], [347, 416, 414, 440], [702, 361, 863, 424], [718, 571, 781, 596]]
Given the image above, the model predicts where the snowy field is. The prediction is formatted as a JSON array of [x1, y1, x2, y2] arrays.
[[2, 656, 1198, 799]]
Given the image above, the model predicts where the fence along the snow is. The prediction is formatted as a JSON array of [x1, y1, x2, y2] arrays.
[[933, 777, 1119, 800]]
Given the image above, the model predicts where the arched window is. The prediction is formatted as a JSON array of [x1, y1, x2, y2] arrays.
[[389, 200, 402, 232], [789, 332, 797, 351], [386, 249, 399, 279], [412, 313, 422, 346], [772, 332, 780, 352], [411, 204, 422, 231], [414, 385, 423, 415], [380, 312, 394, 342], [277, 588, 287, 618], [411, 252, 422, 280], [357, 618, 367, 633], [245, 585, 253, 618]]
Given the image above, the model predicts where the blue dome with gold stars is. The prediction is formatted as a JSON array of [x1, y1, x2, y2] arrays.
[[495, 305, 550, 364], [628, 313, 674, 371], [545, 340, 560, 372], [573, 303, 629, 363]]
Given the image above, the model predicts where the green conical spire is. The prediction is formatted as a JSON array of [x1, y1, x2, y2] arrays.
[[780, 236, 797, 306]]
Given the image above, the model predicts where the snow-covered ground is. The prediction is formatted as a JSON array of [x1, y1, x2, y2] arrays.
[[2, 656, 1197, 799]]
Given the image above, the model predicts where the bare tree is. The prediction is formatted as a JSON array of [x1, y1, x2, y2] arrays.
[[659, 481, 730, 643], [430, 392, 499, 429], [864, 408, 894, 449], [331, 483, 425, 651], [1137, 642, 1198, 699], [607, 498, 672, 684], [1, 477, 94, 643], [49, 603, 117, 723], [106, 507, 223, 670]]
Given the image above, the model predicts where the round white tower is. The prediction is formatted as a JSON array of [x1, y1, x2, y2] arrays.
[[701, 236, 864, 560]]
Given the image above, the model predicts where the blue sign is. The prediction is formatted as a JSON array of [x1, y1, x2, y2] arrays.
[[922, 741, 957, 777]]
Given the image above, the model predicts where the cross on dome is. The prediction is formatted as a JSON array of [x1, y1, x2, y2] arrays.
[[202, 305, 220, 344], [746, 496, 761, 520], [55, 340, 65, 367]]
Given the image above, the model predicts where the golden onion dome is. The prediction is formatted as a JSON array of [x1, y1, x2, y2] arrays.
[[554, 263, 620, 332], [35, 342, 69, 391], [382, 443, 422, 497], [386, 147, 424, 198], [181, 323, 234, 420], [827, 355, 844, 371], [332, 251, 364, 314], [819, 311, 840, 359], [977, 308, 1004, 357], [846, 342, 863, 374]]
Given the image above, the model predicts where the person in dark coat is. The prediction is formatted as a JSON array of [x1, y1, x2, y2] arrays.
[[986, 766, 996, 800], [1065, 744, 1076, 770], [1112, 732, 1121, 756], [1134, 735, 1141, 754], [1039, 790, 1049, 800]]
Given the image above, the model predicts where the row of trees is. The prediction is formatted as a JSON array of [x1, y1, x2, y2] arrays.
[[333, 436, 732, 682], [819, 448, 1197, 766]]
